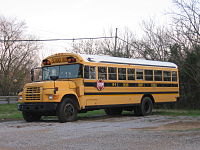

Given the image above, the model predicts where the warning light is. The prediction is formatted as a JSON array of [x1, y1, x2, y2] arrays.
[[67, 57, 76, 63], [43, 59, 51, 65]]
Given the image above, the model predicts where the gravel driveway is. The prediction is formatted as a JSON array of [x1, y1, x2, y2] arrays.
[[0, 115, 200, 150]]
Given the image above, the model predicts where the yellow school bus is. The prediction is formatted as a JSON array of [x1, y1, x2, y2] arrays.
[[18, 53, 179, 122]]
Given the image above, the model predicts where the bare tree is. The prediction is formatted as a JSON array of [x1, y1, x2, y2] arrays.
[[0, 16, 41, 96], [171, 0, 200, 46], [130, 19, 173, 61]]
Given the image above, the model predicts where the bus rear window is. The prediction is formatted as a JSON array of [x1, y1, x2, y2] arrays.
[[172, 71, 177, 81]]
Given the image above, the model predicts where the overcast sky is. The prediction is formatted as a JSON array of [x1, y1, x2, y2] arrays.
[[0, 0, 174, 57]]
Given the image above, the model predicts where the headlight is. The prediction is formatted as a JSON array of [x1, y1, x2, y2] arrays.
[[48, 95, 53, 100], [18, 96, 23, 101]]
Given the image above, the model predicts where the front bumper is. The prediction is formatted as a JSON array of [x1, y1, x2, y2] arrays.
[[18, 102, 58, 112]]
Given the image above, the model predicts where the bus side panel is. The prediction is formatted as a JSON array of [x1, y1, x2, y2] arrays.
[[153, 93, 179, 103], [84, 85, 179, 106], [85, 94, 142, 106]]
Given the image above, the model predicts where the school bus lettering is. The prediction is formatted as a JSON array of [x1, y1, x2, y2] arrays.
[[123, 83, 129, 87], [112, 83, 117, 87]]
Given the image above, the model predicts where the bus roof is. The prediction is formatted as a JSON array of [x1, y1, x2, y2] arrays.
[[44, 53, 177, 68], [78, 54, 178, 68]]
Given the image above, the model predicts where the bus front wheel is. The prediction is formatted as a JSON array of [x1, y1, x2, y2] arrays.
[[22, 111, 41, 122], [134, 97, 153, 116], [57, 97, 78, 123]]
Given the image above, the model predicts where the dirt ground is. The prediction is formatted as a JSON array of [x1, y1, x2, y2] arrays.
[[0, 115, 200, 150]]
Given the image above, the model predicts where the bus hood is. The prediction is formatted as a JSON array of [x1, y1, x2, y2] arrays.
[[24, 80, 76, 90]]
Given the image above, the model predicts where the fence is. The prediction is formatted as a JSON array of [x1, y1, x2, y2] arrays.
[[0, 96, 18, 104]]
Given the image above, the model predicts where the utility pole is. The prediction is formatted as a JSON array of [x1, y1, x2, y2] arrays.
[[114, 28, 118, 55], [126, 32, 130, 58]]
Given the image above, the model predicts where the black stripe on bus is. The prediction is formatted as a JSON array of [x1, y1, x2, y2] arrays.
[[84, 82, 178, 87], [84, 91, 179, 95]]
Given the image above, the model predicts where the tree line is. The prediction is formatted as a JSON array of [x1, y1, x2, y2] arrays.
[[0, 0, 199, 109], [0, 17, 40, 96]]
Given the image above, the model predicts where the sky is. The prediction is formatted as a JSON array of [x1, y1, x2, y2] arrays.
[[0, 0, 174, 58]]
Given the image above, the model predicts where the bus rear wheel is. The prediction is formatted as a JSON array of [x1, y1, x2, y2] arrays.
[[57, 97, 78, 123], [104, 108, 123, 116], [134, 97, 153, 116], [22, 111, 41, 122]]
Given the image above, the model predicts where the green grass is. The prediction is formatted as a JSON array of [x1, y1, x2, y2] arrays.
[[78, 110, 106, 118], [154, 109, 200, 116], [0, 103, 22, 120], [1, 103, 200, 121]]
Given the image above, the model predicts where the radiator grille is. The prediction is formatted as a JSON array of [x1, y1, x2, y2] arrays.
[[25, 87, 41, 101]]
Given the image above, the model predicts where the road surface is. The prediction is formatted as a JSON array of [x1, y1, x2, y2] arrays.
[[0, 115, 200, 150]]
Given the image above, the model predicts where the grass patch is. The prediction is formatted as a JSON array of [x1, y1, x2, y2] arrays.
[[154, 109, 200, 116], [1, 103, 200, 121], [0, 103, 22, 120], [78, 110, 106, 118]]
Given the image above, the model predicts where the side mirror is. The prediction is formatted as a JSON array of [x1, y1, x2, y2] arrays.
[[31, 69, 34, 81], [50, 76, 59, 81]]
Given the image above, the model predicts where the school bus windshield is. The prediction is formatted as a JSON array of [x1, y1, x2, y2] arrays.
[[42, 64, 82, 80]]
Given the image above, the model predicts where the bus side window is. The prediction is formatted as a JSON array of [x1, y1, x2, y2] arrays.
[[172, 71, 177, 81], [145, 70, 153, 81], [163, 71, 171, 81], [118, 68, 126, 80], [108, 67, 117, 80], [98, 66, 107, 80], [136, 69, 143, 80], [154, 70, 162, 81], [128, 68, 135, 80], [84, 66, 96, 79]]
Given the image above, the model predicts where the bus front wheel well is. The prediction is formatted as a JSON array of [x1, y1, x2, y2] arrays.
[[61, 94, 80, 110]]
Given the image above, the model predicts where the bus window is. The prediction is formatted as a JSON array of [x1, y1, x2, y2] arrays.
[[84, 66, 96, 79], [136, 69, 143, 80], [128, 68, 135, 80], [145, 70, 153, 81], [98, 66, 107, 80], [163, 71, 171, 81], [154, 70, 162, 81], [118, 68, 126, 80], [172, 71, 177, 81], [108, 67, 117, 80]]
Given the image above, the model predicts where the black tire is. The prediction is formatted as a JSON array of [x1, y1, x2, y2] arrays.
[[104, 108, 123, 116], [22, 111, 41, 122], [133, 106, 142, 116], [134, 97, 153, 116], [57, 97, 78, 123]]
